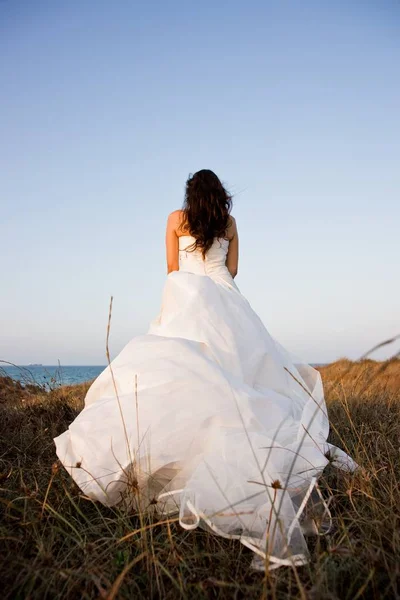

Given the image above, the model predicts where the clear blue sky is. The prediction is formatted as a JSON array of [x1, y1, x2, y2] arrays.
[[1, 1, 399, 365]]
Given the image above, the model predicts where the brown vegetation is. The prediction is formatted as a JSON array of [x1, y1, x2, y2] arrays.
[[0, 359, 399, 599]]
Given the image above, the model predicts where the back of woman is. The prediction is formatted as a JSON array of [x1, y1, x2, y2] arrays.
[[54, 169, 358, 572], [165, 169, 239, 280]]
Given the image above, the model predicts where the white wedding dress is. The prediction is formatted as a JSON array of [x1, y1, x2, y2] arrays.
[[54, 236, 357, 570]]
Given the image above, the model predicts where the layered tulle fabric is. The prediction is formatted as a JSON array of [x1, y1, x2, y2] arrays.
[[54, 236, 357, 570]]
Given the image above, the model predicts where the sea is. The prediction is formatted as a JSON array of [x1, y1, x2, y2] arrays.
[[1, 365, 105, 386]]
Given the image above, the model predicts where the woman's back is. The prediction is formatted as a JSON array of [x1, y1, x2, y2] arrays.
[[55, 168, 358, 573], [166, 170, 238, 277], [167, 207, 238, 279]]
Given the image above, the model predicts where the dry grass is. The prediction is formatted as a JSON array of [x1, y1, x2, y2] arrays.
[[0, 359, 399, 599]]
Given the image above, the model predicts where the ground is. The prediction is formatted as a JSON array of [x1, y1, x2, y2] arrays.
[[0, 359, 399, 599]]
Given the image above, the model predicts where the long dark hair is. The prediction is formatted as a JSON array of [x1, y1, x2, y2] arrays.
[[182, 169, 232, 257]]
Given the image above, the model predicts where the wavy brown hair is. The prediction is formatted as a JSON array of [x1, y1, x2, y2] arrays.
[[181, 169, 232, 257]]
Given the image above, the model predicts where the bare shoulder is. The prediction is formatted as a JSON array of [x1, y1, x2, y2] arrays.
[[168, 209, 183, 222], [226, 215, 237, 240], [167, 209, 185, 231]]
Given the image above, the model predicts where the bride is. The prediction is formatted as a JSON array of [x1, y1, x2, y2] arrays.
[[54, 169, 357, 570]]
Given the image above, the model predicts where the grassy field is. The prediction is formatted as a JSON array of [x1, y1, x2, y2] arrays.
[[0, 359, 399, 599]]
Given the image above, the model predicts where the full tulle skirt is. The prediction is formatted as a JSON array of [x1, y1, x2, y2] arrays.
[[54, 271, 357, 570]]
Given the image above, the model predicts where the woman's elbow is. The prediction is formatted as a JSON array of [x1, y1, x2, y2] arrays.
[[167, 263, 179, 274]]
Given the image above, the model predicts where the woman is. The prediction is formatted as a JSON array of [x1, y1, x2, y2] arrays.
[[54, 170, 357, 570]]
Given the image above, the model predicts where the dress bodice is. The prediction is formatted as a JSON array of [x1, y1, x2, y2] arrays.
[[178, 236, 232, 282]]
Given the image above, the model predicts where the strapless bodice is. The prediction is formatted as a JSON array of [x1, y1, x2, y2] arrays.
[[178, 235, 232, 283]]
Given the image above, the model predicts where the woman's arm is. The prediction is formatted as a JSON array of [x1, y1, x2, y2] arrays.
[[226, 217, 239, 278], [165, 211, 180, 274]]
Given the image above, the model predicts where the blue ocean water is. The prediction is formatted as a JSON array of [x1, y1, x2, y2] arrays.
[[0, 365, 105, 386]]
